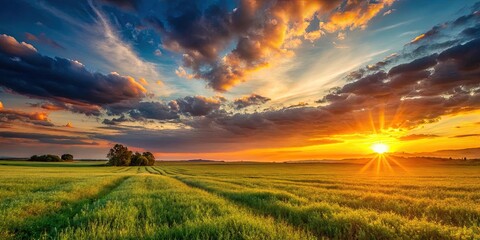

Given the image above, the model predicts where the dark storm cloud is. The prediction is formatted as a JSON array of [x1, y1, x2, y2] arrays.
[[0, 34, 147, 114], [233, 94, 271, 109], [0, 131, 98, 145]]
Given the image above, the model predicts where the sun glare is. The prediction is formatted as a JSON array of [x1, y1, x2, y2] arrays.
[[372, 143, 389, 154]]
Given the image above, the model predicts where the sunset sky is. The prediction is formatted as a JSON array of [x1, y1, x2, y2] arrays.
[[0, 0, 479, 160]]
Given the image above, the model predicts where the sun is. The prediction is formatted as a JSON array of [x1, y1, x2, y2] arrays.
[[371, 143, 389, 154]]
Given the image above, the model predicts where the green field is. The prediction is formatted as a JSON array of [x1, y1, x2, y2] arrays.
[[0, 160, 479, 239]]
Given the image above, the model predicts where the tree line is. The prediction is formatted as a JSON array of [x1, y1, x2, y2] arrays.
[[27, 144, 155, 166], [29, 154, 73, 162]]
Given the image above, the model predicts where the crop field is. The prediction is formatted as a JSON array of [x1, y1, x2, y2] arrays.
[[0, 160, 479, 239]]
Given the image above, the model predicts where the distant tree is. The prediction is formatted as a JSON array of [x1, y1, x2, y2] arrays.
[[142, 152, 155, 166], [105, 144, 156, 166], [29, 154, 62, 162], [61, 154, 74, 161], [131, 152, 149, 166], [107, 144, 132, 166]]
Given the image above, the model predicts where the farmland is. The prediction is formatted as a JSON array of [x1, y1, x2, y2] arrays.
[[0, 159, 479, 239]]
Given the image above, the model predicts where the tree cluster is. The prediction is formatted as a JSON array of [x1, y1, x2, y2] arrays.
[[107, 144, 155, 166], [29, 154, 74, 162]]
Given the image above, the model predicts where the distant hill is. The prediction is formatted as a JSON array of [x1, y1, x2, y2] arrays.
[[394, 147, 480, 159], [186, 159, 225, 163]]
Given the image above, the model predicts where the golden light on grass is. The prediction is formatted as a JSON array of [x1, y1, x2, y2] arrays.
[[371, 143, 389, 154]]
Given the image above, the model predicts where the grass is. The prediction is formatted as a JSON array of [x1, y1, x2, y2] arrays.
[[0, 159, 479, 239]]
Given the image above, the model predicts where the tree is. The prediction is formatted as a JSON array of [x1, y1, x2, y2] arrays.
[[142, 152, 155, 166], [61, 154, 74, 161], [107, 144, 132, 166], [29, 154, 62, 162], [131, 152, 149, 166]]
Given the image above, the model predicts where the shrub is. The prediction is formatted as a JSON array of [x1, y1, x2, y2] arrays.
[[61, 154, 74, 161]]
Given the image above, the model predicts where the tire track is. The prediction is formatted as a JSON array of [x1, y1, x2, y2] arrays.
[[144, 169, 317, 239], [10, 176, 130, 239]]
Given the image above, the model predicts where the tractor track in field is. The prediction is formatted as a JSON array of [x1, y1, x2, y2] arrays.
[[146, 166, 165, 175], [146, 166, 318, 239], [154, 168, 480, 240], [112, 166, 133, 173], [9, 176, 131, 240], [166, 173, 327, 239]]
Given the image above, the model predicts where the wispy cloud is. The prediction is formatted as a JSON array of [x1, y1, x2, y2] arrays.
[[88, 0, 162, 86], [372, 19, 419, 33]]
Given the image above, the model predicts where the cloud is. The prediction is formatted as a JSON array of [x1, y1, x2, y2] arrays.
[[25, 32, 65, 50], [99, 0, 141, 11], [233, 94, 271, 109], [89, 1, 161, 87], [175, 66, 194, 79], [383, 9, 395, 16], [398, 134, 440, 141], [29, 101, 103, 116], [346, 4, 480, 81], [410, 5, 479, 44], [0, 131, 98, 145], [320, 0, 395, 32], [0, 102, 54, 127], [322, 37, 480, 129], [451, 134, 480, 138], [146, 0, 393, 91], [410, 25, 445, 44], [170, 96, 225, 117], [0, 34, 37, 55], [0, 34, 147, 115], [103, 96, 226, 123], [128, 101, 179, 120], [102, 115, 129, 125]]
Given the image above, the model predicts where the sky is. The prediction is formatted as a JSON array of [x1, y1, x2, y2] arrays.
[[0, 0, 479, 160]]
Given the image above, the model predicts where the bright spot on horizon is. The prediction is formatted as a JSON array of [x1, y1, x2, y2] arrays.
[[372, 143, 389, 154]]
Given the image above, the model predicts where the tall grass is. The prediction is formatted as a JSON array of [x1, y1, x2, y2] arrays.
[[0, 160, 479, 239]]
